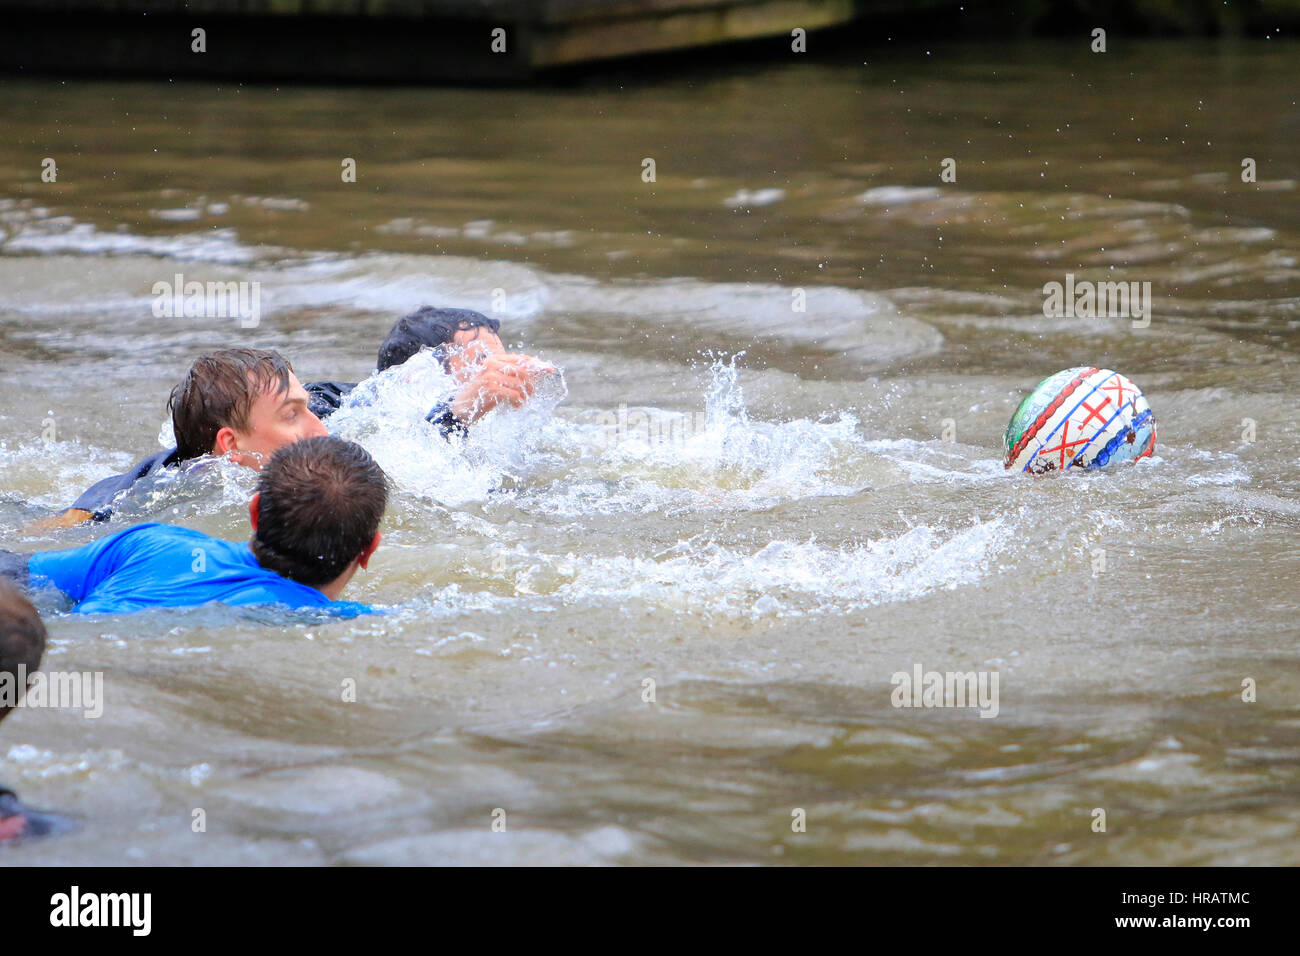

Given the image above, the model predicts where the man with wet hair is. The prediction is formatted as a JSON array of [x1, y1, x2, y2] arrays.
[[328, 306, 555, 437], [377, 306, 504, 371], [35, 309, 549, 529], [5, 436, 387, 615], [0, 582, 70, 842], [169, 348, 331, 465], [247, 437, 388, 596], [34, 348, 332, 529]]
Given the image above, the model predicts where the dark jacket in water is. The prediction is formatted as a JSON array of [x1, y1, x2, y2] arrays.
[[64, 381, 464, 522], [67, 380, 354, 521]]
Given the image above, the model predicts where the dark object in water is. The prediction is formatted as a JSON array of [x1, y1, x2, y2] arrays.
[[0, 787, 78, 843]]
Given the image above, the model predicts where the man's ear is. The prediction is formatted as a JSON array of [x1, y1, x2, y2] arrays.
[[357, 531, 382, 570], [248, 492, 260, 533], [213, 426, 239, 457]]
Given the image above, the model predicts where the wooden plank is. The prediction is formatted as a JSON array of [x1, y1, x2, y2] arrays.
[[529, 0, 856, 67], [0, 0, 966, 79]]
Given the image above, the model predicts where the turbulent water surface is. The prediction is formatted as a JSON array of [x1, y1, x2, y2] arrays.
[[0, 39, 1297, 865]]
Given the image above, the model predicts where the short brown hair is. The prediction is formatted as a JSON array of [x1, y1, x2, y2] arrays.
[[168, 349, 294, 461], [0, 582, 46, 723], [250, 436, 389, 588]]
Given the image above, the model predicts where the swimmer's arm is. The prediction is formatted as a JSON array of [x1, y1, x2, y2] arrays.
[[21, 509, 95, 534]]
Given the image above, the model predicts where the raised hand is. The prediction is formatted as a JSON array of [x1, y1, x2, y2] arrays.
[[449, 353, 557, 423]]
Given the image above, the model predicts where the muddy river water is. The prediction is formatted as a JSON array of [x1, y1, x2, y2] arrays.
[[0, 38, 1297, 864]]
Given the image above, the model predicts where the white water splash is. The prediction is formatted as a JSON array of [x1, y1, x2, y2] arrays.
[[325, 350, 571, 507], [493, 515, 1014, 619]]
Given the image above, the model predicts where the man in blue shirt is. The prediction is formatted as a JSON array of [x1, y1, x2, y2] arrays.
[[5, 436, 387, 616]]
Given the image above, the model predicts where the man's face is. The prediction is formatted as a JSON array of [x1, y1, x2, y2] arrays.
[[443, 327, 506, 381], [222, 372, 329, 470]]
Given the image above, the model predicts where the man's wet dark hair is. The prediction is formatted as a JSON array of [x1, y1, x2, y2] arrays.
[[251, 436, 389, 589], [0, 582, 45, 723], [377, 307, 501, 372], [169, 348, 294, 462]]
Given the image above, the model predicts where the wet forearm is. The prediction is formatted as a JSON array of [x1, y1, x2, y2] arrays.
[[22, 509, 95, 534]]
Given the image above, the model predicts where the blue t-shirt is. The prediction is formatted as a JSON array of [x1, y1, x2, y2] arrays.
[[26, 523, 373, 617]]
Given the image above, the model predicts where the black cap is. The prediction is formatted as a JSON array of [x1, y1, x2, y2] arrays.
[[377, 307, 501, 372]]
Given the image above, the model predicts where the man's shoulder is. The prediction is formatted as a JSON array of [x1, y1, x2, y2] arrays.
[[114, 521, 209, 540], [106, 522, 233, 557], [70, 447, 184, 519], [118, 448, 182, 479]]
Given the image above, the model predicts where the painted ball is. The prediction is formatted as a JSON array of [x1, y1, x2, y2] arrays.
[[1003, 367, 1156, 474]]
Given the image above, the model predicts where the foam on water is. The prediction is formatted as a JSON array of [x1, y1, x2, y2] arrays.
[[312, 352, 1020, 618], [0, 438, 134, 513], [616, 515, 1007, 616], [409, 514, 1014, 621], [264, 259, 940, 368], [266, 253, 550, 321], [1, 202, 942, 375], [555, 356, 874, 503], [325, 350, 571, 508], [0, 200, 269, 264], [326, 352, 909, 516], [105, 456, 261, 524]]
